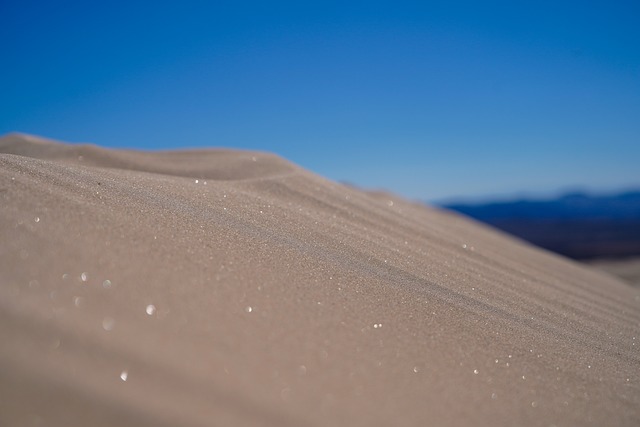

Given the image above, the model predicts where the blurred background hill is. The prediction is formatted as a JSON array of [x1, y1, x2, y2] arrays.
[[442, 189, 640, 286]]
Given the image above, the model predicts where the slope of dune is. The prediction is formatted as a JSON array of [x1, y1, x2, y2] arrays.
[[590, 257, 640, 288], [1, 133, 639, 426]]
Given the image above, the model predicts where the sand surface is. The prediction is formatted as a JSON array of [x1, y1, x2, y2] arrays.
[[1, 133, 639, 426], [589, 257, 640, 288]]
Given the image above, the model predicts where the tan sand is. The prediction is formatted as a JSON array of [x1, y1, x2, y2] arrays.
[[1, 133, 639, 426], [589, 257, 640, 288]]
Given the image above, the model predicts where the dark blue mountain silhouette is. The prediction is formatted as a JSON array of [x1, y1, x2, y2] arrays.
[[443, 191, 640, 259]]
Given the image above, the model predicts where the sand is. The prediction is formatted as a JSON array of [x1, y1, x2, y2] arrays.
[[1, 133, 639, 426], [590, 257, 640, 288]]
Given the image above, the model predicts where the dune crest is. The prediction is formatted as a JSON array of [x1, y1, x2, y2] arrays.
[[1, 133, 639, 426], [0, 133, 297, 180]]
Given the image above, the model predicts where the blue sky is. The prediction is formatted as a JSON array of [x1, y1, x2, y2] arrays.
[[2, 0, 639, 201]]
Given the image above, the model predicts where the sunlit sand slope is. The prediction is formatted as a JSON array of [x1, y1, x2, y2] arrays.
[[1, 133, 639, 426]]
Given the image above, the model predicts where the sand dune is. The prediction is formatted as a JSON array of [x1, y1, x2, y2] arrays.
[[590, 257, 640, 288], [1, 133, 639, 426]]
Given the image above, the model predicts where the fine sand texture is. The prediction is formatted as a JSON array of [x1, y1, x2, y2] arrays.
[[1, 133, 639, 426]]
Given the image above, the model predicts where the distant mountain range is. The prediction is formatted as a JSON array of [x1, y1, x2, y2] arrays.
[[443, 191, 640, 259]]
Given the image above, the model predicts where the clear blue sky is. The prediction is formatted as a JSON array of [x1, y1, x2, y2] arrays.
[[2, 0, 639, 201]]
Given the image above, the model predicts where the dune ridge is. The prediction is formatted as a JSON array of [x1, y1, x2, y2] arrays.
[[0, 133, 297, 180], [1, 133, 639, 426]]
